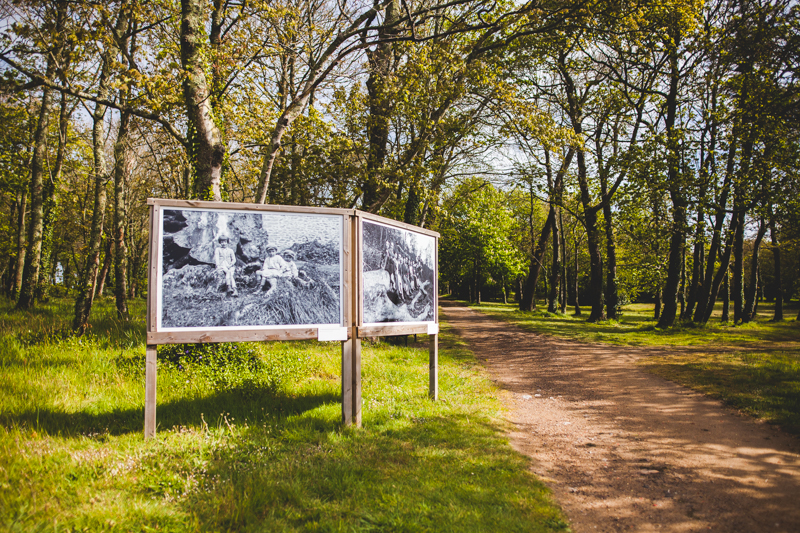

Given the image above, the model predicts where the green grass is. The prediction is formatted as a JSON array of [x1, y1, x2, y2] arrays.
[[643, 349, 800, 435], [458, 298, 800, 435], [466, 300, 800, 348], [0, 296, 569, 532]]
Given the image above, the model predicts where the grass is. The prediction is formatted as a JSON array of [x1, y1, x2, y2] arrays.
[[0, 296, 569, 532], [458, 298, 800, 436], [466, 300, 800, 348]]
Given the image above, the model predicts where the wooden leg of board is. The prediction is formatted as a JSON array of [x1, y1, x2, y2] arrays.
[[429, 334, 438, 400], [352, 338, 362, 427], [144, 344, 157, 439], [342, 339, 353, 426]]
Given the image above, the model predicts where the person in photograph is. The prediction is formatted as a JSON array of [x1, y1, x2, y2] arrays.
[[214, 235, 238, 296], [282, 250, 315, 288], [257, 244, 289, 296], [380, 241, 396, 292], [400, 255, 413, 300]]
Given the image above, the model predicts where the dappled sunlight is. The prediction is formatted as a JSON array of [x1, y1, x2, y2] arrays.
[[467, 299, 800, 349], [444, 301, 800, 532]]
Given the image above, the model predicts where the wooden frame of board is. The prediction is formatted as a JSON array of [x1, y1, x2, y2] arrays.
[[143, 199, 438, 438]]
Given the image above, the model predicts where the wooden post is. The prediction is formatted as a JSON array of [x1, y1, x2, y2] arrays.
[[342, 338, 353, 425], [342, 213, 362, 427], [144, 344, 157, 439], [429, 334, 438, 400], [352, 336, 362, 426]]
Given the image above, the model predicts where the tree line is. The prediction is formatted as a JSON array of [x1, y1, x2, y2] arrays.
[[1, 0, 798, 331]]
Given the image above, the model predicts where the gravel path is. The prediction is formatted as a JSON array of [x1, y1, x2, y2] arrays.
[[441, 302, 800, 533]]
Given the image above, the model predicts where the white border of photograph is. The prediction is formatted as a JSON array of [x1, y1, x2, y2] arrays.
[[155, 206, 345, 332], [360, 218, 437, 326]]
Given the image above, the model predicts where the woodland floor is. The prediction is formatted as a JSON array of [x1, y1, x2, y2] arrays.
[[440, 301, 800, 533]]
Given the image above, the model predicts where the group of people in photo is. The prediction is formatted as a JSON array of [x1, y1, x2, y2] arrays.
[[380, 240, 429, 305], [213, 236, 313, 297]]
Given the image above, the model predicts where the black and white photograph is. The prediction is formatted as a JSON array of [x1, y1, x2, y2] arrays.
[[158, 208, 343, 329], [362, 220, 436, 324]]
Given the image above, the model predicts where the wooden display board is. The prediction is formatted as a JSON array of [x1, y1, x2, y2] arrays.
[[144, 199, 439, 438]]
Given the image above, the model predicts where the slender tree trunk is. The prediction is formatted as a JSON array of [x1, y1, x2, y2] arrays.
[[731, 200, 746, 323], [181, 0, 224, 201], [362, 0, 398, 209], [601, 185, 617, 319], [13, 190, 27, 299], [520, 149, 574, 311], [657, 28, 685, 329], [684, 210, 706, 320], [679, 243, 686, 319], [721, 267, 730, 322], [37, 90, 70, 302], [701, 211, 740, 324], [577, 150, 605, 322], [742, 219, 766, 322], [547, 151, 561, 314], [694, 77, 750, 324], [769, 216, 783, 321], [573, 238, 581, 316], [113, 109, 131, 319], [559, 209, 567, 314], [559, 60, 603, 320], [16, 64, 58, 309], [73, 67, 111, 333], [95, 238, 113, 298], [654, 288, 661, 320]]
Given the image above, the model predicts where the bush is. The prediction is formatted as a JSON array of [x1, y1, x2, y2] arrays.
[[117, 342, 318, 396]]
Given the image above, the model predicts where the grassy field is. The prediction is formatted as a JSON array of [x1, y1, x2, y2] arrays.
[[461, 299, 800, 435], [0, 296, 569, 532]]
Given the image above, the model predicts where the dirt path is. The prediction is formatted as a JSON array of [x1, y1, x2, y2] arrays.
[[440, 302, 800, 533]]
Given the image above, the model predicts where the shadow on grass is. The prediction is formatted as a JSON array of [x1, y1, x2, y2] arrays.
[[452, 298, 800, 347], [188, 412, 568, 532], [644, 351, 800, 435], [0, 387, 340, 437]]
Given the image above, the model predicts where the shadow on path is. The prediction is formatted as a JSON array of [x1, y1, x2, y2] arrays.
[[441, 301, 800, 533]]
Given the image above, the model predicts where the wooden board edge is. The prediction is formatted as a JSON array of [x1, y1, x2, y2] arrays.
[[147, 329, 321, 344], [147, 205, 158, 333], [357, 324, 432, 337], [147, 198, 354, 216], [355, 210, 440, 238]]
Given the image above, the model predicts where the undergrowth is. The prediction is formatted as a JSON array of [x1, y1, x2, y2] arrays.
[[0, 296, 569, 532]]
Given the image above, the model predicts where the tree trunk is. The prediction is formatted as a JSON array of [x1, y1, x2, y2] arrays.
[[657, 29, 685, 329], [13, 189, 27, 299], [520, 150, 574, 311], [721, 267, 730, 322], [577, 150, 605, 322], [113, 109, 131, 319], [559, 209, 568, 314], [769, 216, 783, 321], [181, 0, 224, 201], [742, 219, 766, 322], [362, 0, 398, 209], [679, 242, 686, 319], [547, 151, 561, 314], [37, 90, 70, 302], [731, 200, 746, 324], [573, 238, 581, 316], [654, 288, 661, 320], [684, 213, 705, 320], [601, 181, 617, 320], [16, 58, 58, 309], [694, 75, 749, 324], [95, 238, 113, 298], [73, 67, 111, 333]]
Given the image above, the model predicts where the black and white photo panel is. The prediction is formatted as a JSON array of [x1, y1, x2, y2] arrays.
[[158, 208, 343, 330], [362, 219, 436, 324]]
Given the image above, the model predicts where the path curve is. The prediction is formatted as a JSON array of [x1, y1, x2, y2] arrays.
[[441, 302, 800, 533]]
